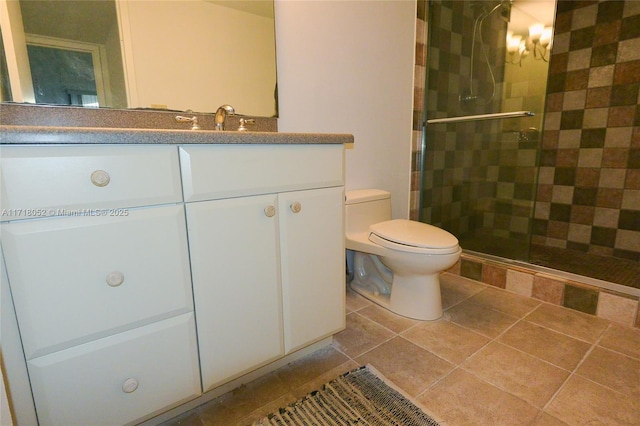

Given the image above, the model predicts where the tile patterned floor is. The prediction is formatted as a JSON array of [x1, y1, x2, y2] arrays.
[[163, 273, 640, 425]]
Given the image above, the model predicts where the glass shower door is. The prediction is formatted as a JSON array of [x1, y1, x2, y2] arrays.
[[420, 0, 553, 262]]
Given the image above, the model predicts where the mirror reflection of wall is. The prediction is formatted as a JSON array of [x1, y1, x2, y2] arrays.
[[501, 0, 556, 132], [0, 0, 277, 117], [0, 28, 12, 101]]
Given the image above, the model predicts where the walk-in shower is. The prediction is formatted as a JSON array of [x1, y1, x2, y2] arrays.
[[420, 0, 640, 291]]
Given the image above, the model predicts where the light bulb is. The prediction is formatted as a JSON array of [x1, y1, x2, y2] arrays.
[[519, 40, 529, 56], [507, 34, 522, 53], [540, 27, 553, 46], [529, 23, 544, 42]]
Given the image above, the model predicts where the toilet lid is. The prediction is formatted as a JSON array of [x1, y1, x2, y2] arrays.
[[369, 219, 459, 251]]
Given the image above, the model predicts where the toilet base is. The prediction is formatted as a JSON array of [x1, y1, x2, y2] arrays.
[[350, 272, 443, 321]]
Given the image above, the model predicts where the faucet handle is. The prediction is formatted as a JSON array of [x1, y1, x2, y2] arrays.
[[175, 115, 200, 130], [238, 118, 256, 132]]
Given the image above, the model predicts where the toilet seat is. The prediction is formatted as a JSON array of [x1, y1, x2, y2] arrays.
[[369, 219, 459, 254]]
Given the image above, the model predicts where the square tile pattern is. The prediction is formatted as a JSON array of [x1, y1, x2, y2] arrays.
[[536, 0, 640, 261], [162, 274, 640, 426], [457, 253, 640, 325], [416, 0, 640, 265]]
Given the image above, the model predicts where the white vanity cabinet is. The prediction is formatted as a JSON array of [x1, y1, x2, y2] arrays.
[[1, 140, 346, 425], [180, 144, 345, 391], [0, 145, 201, 426]]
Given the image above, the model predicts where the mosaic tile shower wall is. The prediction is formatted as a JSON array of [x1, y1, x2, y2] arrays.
[[412, 0, 640, 325], [534, 0, 640, 262], [417, 0, 640, 267]]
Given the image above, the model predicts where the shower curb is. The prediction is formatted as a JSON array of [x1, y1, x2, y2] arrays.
[[445, 252, 640, 329]]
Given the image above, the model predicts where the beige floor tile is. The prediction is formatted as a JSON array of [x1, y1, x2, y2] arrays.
[[332, 312, 394, 358], [274, 345, 351, 390], [440, 273, 486, 309], [532, 412, 569, 426], [290, 360, 360, 399], [598, 323, 640, 359], [162, 283, 639, 426], [525, 303, 610, 343], [237, 393, 298, 426], [197, 371, 289, 425], [445, 299, 520, 338], [461, 342, 570, 408], [417, 368, 539, 425], [469, 286, 542, 317], [545, 374, 640, 425], [345, 285, 372, 313], [497, 320, 591, 371], [402, 318, 490, 365], [356, 303, 421, 333], [356, 336, 454, 397], [576, 346, 640, 397]]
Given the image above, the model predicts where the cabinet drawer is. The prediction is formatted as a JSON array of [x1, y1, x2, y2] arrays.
[[180, 144, 344, 202], [1, 205, 193, 359], [28, 313, 201, 426], [0, 145, 182, 220]]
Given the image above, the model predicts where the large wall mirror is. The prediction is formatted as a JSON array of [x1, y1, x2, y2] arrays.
[[0, 0, 277, 117]]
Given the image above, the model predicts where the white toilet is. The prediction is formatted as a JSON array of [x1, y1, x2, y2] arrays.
[[345, 189, 461, 320]]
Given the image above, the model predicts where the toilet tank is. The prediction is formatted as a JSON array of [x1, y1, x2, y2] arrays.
[[345, 189, 392, 234]]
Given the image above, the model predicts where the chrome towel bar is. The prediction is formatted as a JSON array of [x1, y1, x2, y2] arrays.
[[426, 110, 534, 124]]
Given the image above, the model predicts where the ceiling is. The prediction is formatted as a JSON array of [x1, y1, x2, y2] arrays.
[[206, 0, 274, 18], [510, 0, 556, 35], [20, 0, 117, 44]]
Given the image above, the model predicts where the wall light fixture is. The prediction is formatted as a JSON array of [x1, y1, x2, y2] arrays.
[[506, 24, 553, 66]]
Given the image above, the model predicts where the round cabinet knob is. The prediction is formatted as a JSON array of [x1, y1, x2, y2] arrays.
[[264, 205, 276, 217], [290, 202, 302, 214], [90, 170, 110, 187], [106, 271, 125, 287], [122, 378, 139, 393]]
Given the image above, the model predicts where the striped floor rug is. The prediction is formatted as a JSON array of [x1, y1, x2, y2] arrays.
[[252, 365, 440, 425]]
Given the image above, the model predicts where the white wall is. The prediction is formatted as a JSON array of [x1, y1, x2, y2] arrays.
[[275, 0, 416, 219]]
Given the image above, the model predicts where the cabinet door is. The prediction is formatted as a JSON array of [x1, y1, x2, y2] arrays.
[[27, 313, 200, 426], [279, 186, 345, 353], [186, 195, 283, 391]]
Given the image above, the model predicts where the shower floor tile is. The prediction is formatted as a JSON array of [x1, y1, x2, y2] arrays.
[[529, 244, 640, 289], [459, 234, 640, 289]]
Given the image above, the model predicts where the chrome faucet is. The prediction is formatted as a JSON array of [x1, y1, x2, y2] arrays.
[[214, 104, 235, 130]]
